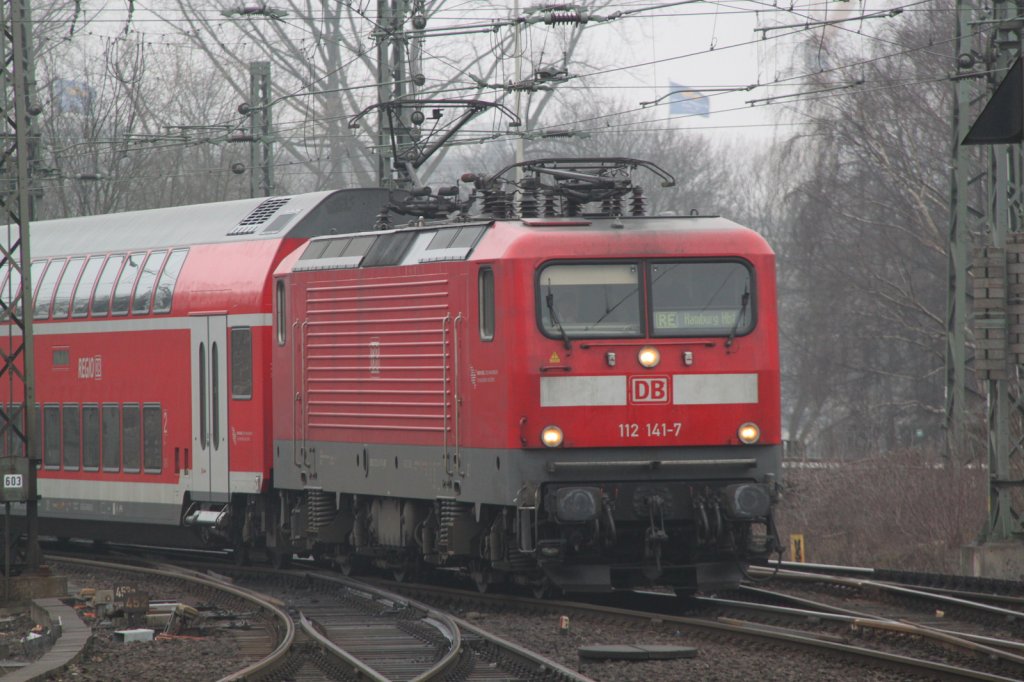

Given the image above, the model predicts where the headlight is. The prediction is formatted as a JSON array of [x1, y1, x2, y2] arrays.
[[555, 487, 601, 522], [541, 425, 564, 448], [738, 422, 760, 444], [638, 346, 660, 368]]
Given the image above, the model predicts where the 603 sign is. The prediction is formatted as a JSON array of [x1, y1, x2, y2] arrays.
[[3, 474, 22, 489]]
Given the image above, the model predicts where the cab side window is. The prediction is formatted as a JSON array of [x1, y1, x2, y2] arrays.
[[478, 267, 494, 341]]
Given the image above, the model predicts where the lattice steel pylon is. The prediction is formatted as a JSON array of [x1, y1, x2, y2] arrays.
[[0, 0, 41, 569], [951, 0, 1024, 544]]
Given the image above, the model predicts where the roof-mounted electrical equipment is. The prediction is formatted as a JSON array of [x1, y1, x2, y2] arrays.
[[461, 157, 675, 220]]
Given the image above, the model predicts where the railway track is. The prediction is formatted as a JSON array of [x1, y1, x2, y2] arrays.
[[373, 578, 1024, 681], [46, 554, 591, 681], [41, 546, 1024, 680], [54, 556, 292, 680], [222, 568, 590, 681]]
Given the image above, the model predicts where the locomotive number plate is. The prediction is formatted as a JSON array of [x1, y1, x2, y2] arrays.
[[3, 474, 22, 489], [617, 422, 682, 439]]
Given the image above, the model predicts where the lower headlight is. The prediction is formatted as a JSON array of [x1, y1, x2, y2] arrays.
[[541, 425, 564, 448], [555, 487, 601, 522], [738, 422, 760, 444], [722, 483, 771, 519]]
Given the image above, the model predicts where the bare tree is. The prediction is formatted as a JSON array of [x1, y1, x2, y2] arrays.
[[774, 3, 961, 458], [33, 33, 250, 217], [155, 2, 618, 191]]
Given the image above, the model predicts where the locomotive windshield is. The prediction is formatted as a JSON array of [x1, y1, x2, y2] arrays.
[[650, 261, 753, 337], [537, 260, 754, 339], [539, 263, 643, 337]]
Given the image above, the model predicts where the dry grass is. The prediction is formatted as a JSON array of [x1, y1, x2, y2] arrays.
[[774, 450, 987, 573]]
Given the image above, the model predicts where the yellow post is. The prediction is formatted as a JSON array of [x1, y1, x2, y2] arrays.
[[789, 533, 806, 563]]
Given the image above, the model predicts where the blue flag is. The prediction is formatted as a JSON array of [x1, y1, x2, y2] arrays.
[[55, 79, 93, 115], [667, 82, 709, 117]]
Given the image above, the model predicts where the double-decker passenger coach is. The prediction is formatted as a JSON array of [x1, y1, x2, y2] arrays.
[[2, 189, 392, 545]]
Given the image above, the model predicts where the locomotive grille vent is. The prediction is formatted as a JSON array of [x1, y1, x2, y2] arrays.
[[228, 197, 291, 235]]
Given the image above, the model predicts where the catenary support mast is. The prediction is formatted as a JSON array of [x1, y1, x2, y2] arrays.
[[0, 0, 40, 569]]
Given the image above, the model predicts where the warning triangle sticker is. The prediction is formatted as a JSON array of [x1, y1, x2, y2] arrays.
[[549, 351, 561, 363]]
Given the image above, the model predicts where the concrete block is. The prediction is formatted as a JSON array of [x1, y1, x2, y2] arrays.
[[961, 542, 1024, 580], [114, 629, 154, 643]]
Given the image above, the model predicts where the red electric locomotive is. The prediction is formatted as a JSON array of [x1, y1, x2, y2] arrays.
[[4, 158, 782, 593]]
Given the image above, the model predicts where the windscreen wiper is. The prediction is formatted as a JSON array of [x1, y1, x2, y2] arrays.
[[725, 289, 750, 348], [545, 285, 572, 351]]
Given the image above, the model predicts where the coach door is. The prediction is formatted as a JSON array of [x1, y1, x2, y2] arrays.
[[191, 314, 230, 502]]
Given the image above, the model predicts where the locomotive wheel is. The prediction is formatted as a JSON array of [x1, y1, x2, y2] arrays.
[[266, 548, 291, 569], [674, 587, 698, 600], [472, 570, 491, 594], [232, 545, 250, 566], [531, 579, 552, 600], [471, 561, 501, 593], [338, 554, 367, 577]]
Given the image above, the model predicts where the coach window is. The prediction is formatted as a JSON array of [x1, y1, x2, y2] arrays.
[[33, 259, 65, 320], [4, 404, 22, 457], [122, 403, 141, 473], [479, 267, 494, 341], [143, 404, 162, 473], [82, 404, 100, 471], [276, 280, 286, 345], [91, 254, 125, 316], [112, 251, 144, 316], [231, 328, 253, 400], [153, 248, 187, 314], [17, 260, 45, 318], [2, 267, 17, 319], [72, 256, 104, 318], [62, 403, 80, 471], [102, 404, 120, 472], [52, 257, 85, 319], [132, 250, 167, 315], [43, 404, 60, 469]]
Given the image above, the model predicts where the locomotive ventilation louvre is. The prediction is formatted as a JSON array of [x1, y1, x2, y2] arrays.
[[228, 197, 292, 235]]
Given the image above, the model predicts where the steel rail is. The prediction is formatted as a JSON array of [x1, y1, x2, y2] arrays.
[[311, 572, 594, 681], [300, 571, 466, 681], [54, 556, 295, 682], [749, 566, 1024, 623], [714, 590, 1024, 666], [298, 613, 391, 682], [377, 580, 1020, 682]]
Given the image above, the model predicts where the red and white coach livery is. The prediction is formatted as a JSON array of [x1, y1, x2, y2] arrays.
[[6, 158, 782, 593], [4, 189, 391, 541]]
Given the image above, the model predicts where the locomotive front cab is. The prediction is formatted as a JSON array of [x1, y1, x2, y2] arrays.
[[519, 243, 782, 591]]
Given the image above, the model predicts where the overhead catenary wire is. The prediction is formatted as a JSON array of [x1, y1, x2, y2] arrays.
[[31, 0, 965, 190]]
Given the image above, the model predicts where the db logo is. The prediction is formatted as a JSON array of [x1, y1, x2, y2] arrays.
[[629, 376, 670, 404]]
